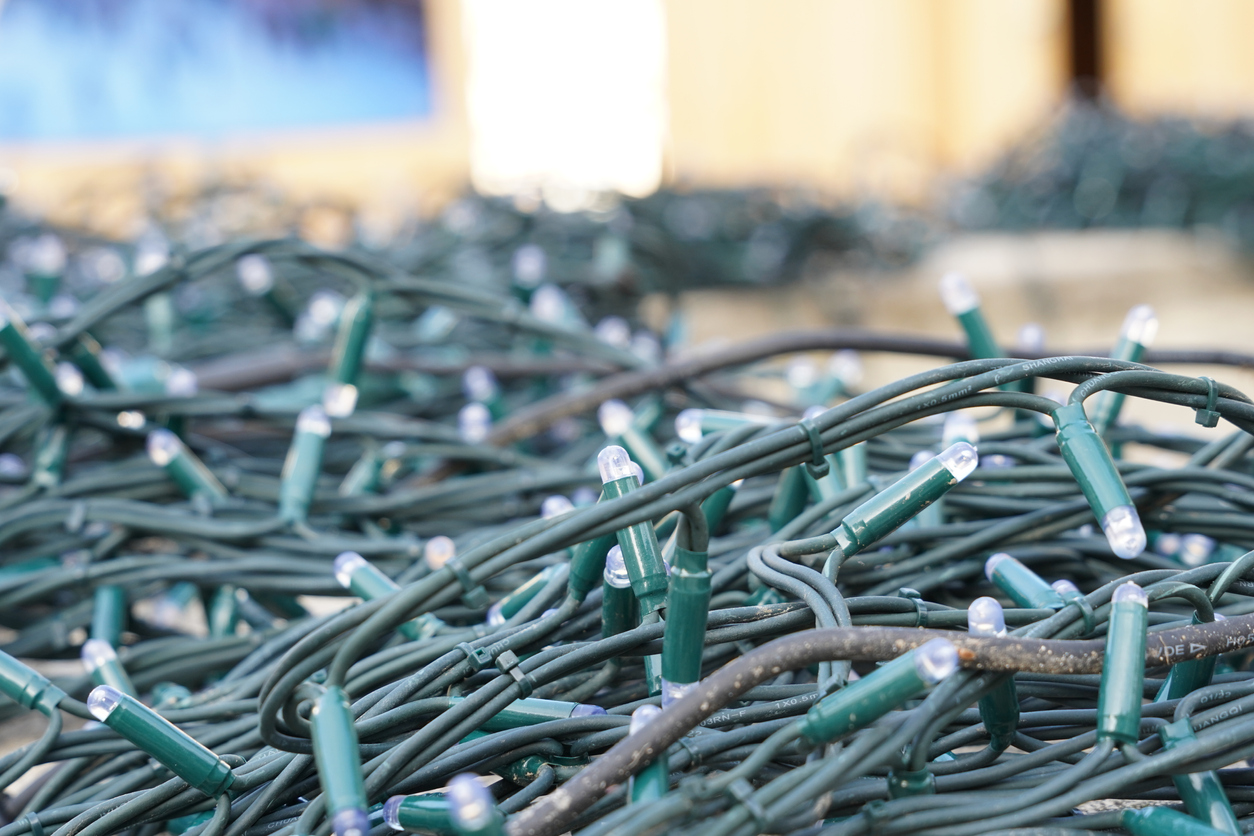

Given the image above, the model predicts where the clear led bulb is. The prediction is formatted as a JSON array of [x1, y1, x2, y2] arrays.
[[942, 411, 979, 448], [458, 403, 491, 444], [830, 350, 863, 386], [603, 545, 631, 589], [236, 254, 274, 295], [597, 400, 634, 438], [675, 409, 704, 444], [529, 284, 567, 324], [511, 244, 547, 287], [1100, 505, 1146, 559], [424, 536, 456, 571], [332, 808, 370, 836], [164, 366, 198, 398], [967, 597, 1006, 637], [572, 703, 607, 717], [629, 703, 662, 734], [786, 357, 818, 389], [333, 551, 369, 588], [87, 684, 124, 721], [1178, 534, 1215, 567], [595, 316, 632, 349], [382, 796, 406, 832], [1017, 323, 1045, 353], [662, 679, 697, 708], [55, 362, 84, 397], [323, 383, 359, 418], [937, 442, 979, 480], [80, 638, 118, 673], [938, 272, 980, 315], [448, 774, 495, 831], [913, 638, 960, 685], [597, 445, 636, 484], [27, 233, 67, 276], [984, 553, 1012, 582], [1152, 532, 1182, 557], [1121, 304, 1158, 347], [541, 495, 574, 518], [1112, 581, 1148, 607], [461, 366, 498, 403], [1051, 579, 1081, 596], [296, 406, 332, 438], [802, 405, 827, 422], [631, 332, 662, 364], [146, 429, 183, 467]]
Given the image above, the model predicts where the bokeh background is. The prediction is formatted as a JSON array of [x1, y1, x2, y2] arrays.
[[2, 0, 1254, 415]]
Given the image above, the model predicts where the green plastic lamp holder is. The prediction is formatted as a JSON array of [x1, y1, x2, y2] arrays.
[[31, 423, 70, 489], [384, 793, 452, 834], [702, 481, 740, 535], [599, 400, 668, 482], [768, 466, 809, 532], [674, 408, 772, 444], [598, 446, 668, 614], [279, 406, 332, 523], [799, 638, 959, 746], [1052, 403, 1146, 558], [208, 585, 240, 640], [1158, 718, 1240, 835], [1157, 613, 1220, 703], [334, 552, 435, 642], [984, 554, 1065, 610], [831, 442, 977, 559], [967, 597, 1019, 750], [0, 302, 64, 406], [69, 333, 118, 391], [324, 291, 374, 419], [569, 529, 618, 603], [939, 273, 1002, 361], [1096, 582, 1149, 744], [0, 648, 66, 715], [92, 584, 128, 646], [81, 638, 138, 696], [87, 685, 235, 796], [1091, 304, 1158, 436], [628, 705, 669, 804], [310, 685, 370, 836], [601, 545, 638, 638], [447, 696, 606, 732], [839, 442, 869, 487], [147, 430, 228, 502], [661, 542, 710, 707], [1121, 805, 1230, 836], [487, 564, 564, 626]]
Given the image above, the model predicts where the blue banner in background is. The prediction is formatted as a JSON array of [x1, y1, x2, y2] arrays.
[[0, 0, 432, 141]]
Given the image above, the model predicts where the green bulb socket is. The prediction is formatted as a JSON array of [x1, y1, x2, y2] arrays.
[[447, 774, 505, 836], [984, 554, 1064, 610], [81, 639, 137, 696], [601, 546, 638, 638], [800, 639, 959, 745], [1096, 582, 1149, 744], [832, 443, 977, 558], [279, 406, 332, 523], [88, 685, 234, 796], [334, 552, 426, 641], [968, 596, 1019, 749], [768, 466, 809, 532], [839, 442, 869, 486], [599, 447, 667, 614], [628, 705, 669, 804], [661, 546, 710, 693], [487, 564, 564, 626], [448, 696, 606, 732], [1157, 613, 1218, 703], [92, 584, 128, 646], [0, 649, 66, 714], [701, 482, 738, 535], [568, 530, 617, 603], [310, 686, 368, 821], [1121, 805, 1230, 836], [384, 794, 452, 834], [0, 305, 63, 405], [324, 292, 374, 419], [208, 585, 240, 640], [674, 409, 772, 444], [147, 430, 228, 502], [31, 423, 70, 488], [1158, 718, 1241, 835], [1090, 305, 1156, 435], [599, 401, 668, 482], [69, 334, 118, 391], [1052, 404, 1146, 559]]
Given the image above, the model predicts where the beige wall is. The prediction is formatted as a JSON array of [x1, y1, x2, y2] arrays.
[[662, 0, 1068, 202], [1105, 0, 1254, 118]]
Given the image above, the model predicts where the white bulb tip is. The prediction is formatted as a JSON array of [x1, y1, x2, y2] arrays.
[[802, 405, 827, 422], [597, 445, 636, 484], [461, 366, 497, 402], [540, 495, 574, 519], [333, 552, 368, 588], [938, 272, 980, 315], [146, 429, 183, 467], [1101, 505, 1146, 559], [332, 808, 370, 836], [80, 639, 118, 672], [448, 774, 495, 830], [382, 797, 405, 832], [424, 536, 456, 570], [1112, 581, 1148, 607], [629, 703, 663, 734], [87, 685, 123, 721], [661, 679, 697, 708], [322, 383, 359, 418], [675, 409, 704, 444], [296, 406, 332, 438], [55, 363, 85, 397], [1120, 304, 1158, 347], [984, 552, 1013, 582], [938, 442, 979, 481], [913, 639, 960, 685], [604, 545, 631, 589], [1051, 579, 1081, 596], [597, 400, 635, 438], [967, 597, 1006, 637]]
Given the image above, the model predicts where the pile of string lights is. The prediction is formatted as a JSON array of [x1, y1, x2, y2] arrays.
[[1, 237, 1254, 836]]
